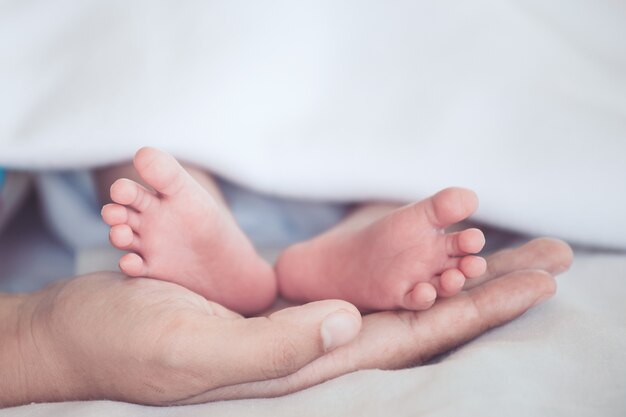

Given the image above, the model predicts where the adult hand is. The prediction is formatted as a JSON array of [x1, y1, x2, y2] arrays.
[[2, 238, 572, 407], [2, 272, 362, 407], [177, 238, 573, 402]]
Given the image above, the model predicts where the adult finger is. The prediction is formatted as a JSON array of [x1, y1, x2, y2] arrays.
[[464, 238, 573, 289]]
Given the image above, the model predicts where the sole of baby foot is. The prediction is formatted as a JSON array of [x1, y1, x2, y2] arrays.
[[275, 187, 486, 311], [101, 147, 277, 315]]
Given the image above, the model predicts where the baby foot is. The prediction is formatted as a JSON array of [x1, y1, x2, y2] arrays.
[[101, 147, 277, 315], [275, 188, 486, 311]]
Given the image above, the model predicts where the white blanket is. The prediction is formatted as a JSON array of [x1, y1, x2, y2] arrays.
[[0, 1, 625, 249]]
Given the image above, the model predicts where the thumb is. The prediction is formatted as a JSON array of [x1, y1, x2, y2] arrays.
[[207, 300, 361, 386]]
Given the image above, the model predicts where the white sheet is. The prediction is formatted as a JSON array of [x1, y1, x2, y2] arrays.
[[1, 1, 625, 249]]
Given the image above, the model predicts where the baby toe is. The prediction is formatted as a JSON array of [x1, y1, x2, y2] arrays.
[[438, 268, 466, 297], [101, 204, 128, 226], [119, 253, 148, 277], [110, 178, 138, 205], [458, 228, 485, 253], [446, 228, 485, 256], [459, 255, 487, 279], [110, 178, 157, 212], [403, 282, 437, 310], [109, 224, 138, 250]]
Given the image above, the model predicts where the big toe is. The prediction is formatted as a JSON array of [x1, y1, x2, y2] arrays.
[[134, 147, 192, 197], [426, 187, 478, 228]]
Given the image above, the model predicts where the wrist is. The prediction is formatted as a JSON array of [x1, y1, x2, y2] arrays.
[[0, 288, 85, 407], [0, 292, 34, 407]]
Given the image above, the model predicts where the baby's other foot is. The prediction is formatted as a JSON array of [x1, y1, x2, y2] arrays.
[[276, 188, 486, 311], [101, 147, 276, 315]]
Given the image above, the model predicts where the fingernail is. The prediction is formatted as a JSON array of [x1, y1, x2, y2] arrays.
[[321, 310, 361, 351]]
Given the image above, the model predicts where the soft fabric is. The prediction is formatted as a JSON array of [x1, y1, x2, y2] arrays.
[[1, 1, 625, 248]]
